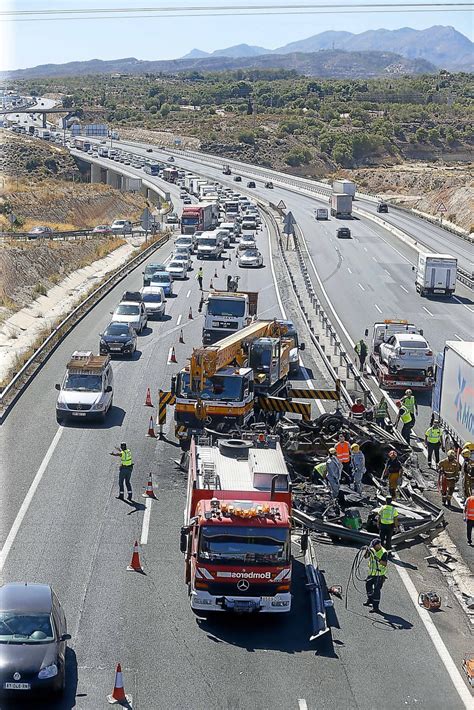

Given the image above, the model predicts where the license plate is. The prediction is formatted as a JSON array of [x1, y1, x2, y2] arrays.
[[109, 346, 122, 351], [3, 682, 31, 690], [434, 289, 445, 293], [72, 412, 86, 417]]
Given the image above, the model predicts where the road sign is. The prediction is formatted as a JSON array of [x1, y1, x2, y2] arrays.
[[437, 202, 447, 213], [140, 207, 153, 231], [277, 200, 286, 210], [283, 211, 296, 235]]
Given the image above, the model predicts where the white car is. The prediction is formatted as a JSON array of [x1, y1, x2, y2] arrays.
[[172, 252, 192, 271], [166, 260, 187, 280], [111, 219, 133, 234], [238, 236, 257, 253], [379, 333, 434, 374], [238, 249, 263, 268], [175, 236, 195, 252], [140, 287, 166, 319], [111, 301, 148, 333]]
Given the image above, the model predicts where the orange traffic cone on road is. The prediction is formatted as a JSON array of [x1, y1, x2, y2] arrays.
[[146, 416, 156, 438], [169, 346, 177, 364], [142, 475, 157, 499], [179, 329, 184, 344], [144, 387, 153, 407], [222, 259, 226, 269], [214, 268, 218, 278], [127, 540, 143, 572], [188, 306, 193, 319], [209, 279, 214, 290], [107, 663, 132, 705]]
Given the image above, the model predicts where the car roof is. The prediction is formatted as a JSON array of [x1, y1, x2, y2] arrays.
[[394, 333, 426, 342], [0, 583, 53, 613], [141, 286, 164, 295]]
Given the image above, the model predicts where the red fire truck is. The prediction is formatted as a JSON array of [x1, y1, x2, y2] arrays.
[[180, 435, 293, 614]]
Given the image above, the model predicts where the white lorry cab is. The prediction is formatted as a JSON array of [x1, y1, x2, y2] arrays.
[[55, 352, 113, 423]]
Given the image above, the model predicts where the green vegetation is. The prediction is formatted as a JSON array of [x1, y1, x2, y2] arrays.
[[12, 70, 473, 170]]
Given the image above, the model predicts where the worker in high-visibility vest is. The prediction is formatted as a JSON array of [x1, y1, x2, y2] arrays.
[[374, 396, 390, 430], [424, 419, 442, 468], [438, 450, 460, 507], [110, 442, 134, 500], [461, 448, 474, 500], [395, 400, 413, 444], [312, 461, 327, 484], [377, 496, 399, 551], [464, 495, 474, 545], [363, 538, 388, 613], [335, 433, 352, 483], [401, 389, 418, 426]]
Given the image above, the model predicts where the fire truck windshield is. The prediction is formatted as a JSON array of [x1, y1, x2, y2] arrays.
[[199, 527, 289, 565], [178, 373, 245, 402]]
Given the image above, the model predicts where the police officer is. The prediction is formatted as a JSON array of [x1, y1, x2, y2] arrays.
[[110, 442, 134, 500], [425, 419, 442, 468], [401, 389, 418, 426], [363, 538, 388, 614], [196, 267, 204, 290], [377, 496, 399, 552]]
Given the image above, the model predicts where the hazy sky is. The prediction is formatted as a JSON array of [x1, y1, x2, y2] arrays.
[[2, 0, 473, 71]]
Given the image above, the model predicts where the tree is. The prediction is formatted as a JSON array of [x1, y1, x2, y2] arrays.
[[237, 131, 255, 145], [160, 103, 171, 118], [415, 127, 428, 143], [285, 148, 311, 167]]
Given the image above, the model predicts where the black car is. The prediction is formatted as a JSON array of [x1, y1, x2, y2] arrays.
[[265, 181, 274, 189], [247, 181, 256, 188], [167, 156, 174, 162], [99, 322, 137, 357], [0, 583, 70, 698], [234, 176, 242, 182], [146, 148, 153, 153], [377, 202, 389, 213], [336, 227, 351, 239]]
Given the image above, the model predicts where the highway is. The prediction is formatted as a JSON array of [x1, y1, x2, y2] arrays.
[[1, 121, 473, 709]]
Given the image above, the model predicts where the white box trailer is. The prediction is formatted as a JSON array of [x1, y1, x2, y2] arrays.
[[414, 252, 457, 297], [330, 193, 352, 218], [332, 179, 356, 199], [432, 341, 474, 450]]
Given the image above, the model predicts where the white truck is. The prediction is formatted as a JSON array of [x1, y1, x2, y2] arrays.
[[414, 252, 457, 297], [332, 179, 356, 199], [203, 289, 259, 345], [432, 341, 474, 450], [98, 146, 109, 157], [330, 193, 352, 218]]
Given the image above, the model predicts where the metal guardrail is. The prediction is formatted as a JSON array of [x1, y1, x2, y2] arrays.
[[0, 224, 156, 242], [0, 232, 170, 420]]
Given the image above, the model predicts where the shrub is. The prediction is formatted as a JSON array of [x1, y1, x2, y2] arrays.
[[237, 131, 256, 145]]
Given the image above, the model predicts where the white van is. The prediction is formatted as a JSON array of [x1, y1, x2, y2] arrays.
[[196, 231, 225, 259]]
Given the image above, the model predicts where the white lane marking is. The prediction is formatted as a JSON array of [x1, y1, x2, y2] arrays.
[[363, 246, 368, 252], [374, 303, 382, 313], [186, 289, 191, 298], [400, 284, 409, 293], [300, 363, 325, 415], [422, 306, 434, 316], [384, 269, 391, 276], [393, 558, 474, 709], [298, 701, 308, 710], [0, 427, 63, 571], [358, 283, 365, 292], [177, 314, 182, 326], [372, 256, 377, 262], [140, 497, 153, 545], [453, 295, 474, 313], [454, 333, 463, 340], [347, 267, 352, 274]]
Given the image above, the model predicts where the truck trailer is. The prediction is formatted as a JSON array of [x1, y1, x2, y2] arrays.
[[181, 434, 293, 614], [181, 203, 217, 234], [332, 179, 356, 199], [432, 341, 474, 451], [330, 193, 352, 218], [414, 252, 457, 297]]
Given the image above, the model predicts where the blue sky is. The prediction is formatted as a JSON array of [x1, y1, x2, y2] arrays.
[[2, 1, 473, 70]]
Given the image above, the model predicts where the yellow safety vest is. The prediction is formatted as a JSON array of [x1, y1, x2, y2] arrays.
[[400, 409, 412, 424], [120, 449, 133, 466], [403, 395, 416, 413], [368, 547, 388, 577], [425, 427, 441, 444], [379, 504, 398, 525], [314, 462, 327, 478]]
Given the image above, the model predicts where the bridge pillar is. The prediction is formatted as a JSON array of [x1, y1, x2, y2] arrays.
[[90, 163, 102, 183], [106, 169, 121, 189], [42, 113, 46, 128]]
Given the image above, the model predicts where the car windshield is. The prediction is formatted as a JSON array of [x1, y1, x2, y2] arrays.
[[207, 298, 245, 317], [199, 526, 289, 565], [399, 340, 427, 349], [115, 304, 139, 316], [0, 612, 55, 644], [176, 239, 192, 246], [63, 373, 102, 391], [145, 265, 164, 276], [105, 324, 130, 336], [151, 274, 171, 285], [178, 373, 244, 402], [243, 250, 259, 257], [174, 255, 187, 261], [199, 238, 217, 247], [142, 293, 162, 303], [113, 221, 125, 227]]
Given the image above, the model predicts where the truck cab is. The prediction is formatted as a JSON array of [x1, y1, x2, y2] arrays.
[[202, 291, 258, 345], [55, 352, 113, 423]]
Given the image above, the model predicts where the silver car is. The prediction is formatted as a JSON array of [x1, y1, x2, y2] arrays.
[[379, 333, 434, 374], [140, 287, 166, 319], [238, 248, 263, 268]]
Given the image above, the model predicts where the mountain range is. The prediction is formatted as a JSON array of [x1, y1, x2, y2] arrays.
[[181, 26, 473, 71]]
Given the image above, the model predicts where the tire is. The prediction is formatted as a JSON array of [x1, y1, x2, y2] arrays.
[[218, 439, 252, 458]]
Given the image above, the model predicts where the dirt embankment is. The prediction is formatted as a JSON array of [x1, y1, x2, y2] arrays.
[[0, 238, 124, 317], [334, 163, 474, 233]]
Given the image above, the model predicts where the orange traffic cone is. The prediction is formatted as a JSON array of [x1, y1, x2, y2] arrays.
[[146, 416, 156, 438], [127, 540, 143, 572], [142, 474, 157, 499], [222, 259, 226, 269], [107, 663, 132, 705], [214, 268, 218, 278], [144, 387, 153, 407], [209, 279, 214, 290], [169, 346, 177, 364], [188, 306, 193, 319], [179, 329, 184, 344]]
